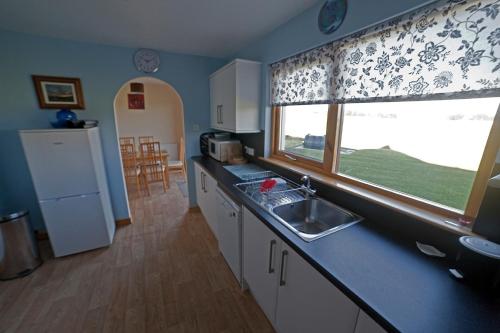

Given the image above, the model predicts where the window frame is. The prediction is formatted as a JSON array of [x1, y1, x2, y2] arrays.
[[271, 102, 500, 224], [271, 105, 340, 175]]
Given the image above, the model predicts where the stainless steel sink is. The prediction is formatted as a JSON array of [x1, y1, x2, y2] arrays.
[[272, 198, 362, 242], [234, 173, 362, 242]]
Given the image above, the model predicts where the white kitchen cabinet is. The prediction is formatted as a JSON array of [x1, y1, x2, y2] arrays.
[[242, 207, 281, 323], [194, 162, 218, 239], [275, 241, 360, 333], [243, 208, 361, 333], [210, 59, 261, 133], [355, 310, 387, 333]]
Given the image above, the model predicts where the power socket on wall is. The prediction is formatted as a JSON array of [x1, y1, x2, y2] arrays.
[[244, 146, 255, 156]]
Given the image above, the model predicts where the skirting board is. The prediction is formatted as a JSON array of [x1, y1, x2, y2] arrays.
[[188, 206, 201, 213], [35, 230, 49, 241], [116, 218, 132, 226]]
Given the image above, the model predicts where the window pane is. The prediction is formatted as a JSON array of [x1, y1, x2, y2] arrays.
[[339, 98, 499, 211], [280, 105, 329, 162]]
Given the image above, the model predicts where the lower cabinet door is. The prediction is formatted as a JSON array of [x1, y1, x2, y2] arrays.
[[203, 171, 218, 239], [275, 242, 360, 333], [194, 163, 205, 209], [194, 163, 218, 240], [243, 208, 281, 324]]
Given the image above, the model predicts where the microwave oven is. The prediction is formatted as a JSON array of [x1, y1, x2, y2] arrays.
[[208, 138, 242, 162]]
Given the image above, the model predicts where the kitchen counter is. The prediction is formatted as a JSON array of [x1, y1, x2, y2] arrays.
[[192, 156, 500, 333]]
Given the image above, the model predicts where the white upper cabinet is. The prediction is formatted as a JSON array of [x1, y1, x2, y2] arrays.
[[210, 59, 261, 133]]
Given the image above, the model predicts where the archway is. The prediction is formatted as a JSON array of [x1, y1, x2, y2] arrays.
[[113, 77, 187, 219]]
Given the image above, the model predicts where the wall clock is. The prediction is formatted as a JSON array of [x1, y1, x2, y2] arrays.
[[134, 49, 160, 73], [318, 0, 348, 34]]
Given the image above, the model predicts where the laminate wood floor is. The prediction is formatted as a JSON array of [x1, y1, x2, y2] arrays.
[[0, 173, 274, 333]]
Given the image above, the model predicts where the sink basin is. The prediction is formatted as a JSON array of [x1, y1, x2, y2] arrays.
[[272, 198, 362, 242]]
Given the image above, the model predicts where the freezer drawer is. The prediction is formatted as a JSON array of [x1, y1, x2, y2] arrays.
[[39, 193, 113, 257], [20, 130, 99, 199]]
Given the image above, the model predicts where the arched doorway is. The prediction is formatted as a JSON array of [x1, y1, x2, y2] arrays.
[[113, 77, 187, 218]]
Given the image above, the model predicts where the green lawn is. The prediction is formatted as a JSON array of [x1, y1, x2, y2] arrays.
[[283, 136, 474, 211], [339, 149, 475, 211]]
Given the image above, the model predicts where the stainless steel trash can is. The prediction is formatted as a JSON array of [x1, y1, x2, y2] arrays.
[[0, 209, 42, 280]]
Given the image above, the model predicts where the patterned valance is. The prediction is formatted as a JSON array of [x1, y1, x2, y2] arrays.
[[271, 0, 500, 106], [270, 44, 336, 105]]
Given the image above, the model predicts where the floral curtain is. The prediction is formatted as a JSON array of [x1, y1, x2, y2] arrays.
[[270, 0, 500, 106], [270, 44, 336, 105]]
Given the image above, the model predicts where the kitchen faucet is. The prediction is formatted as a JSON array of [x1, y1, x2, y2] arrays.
[[300, 175, 316, 199]]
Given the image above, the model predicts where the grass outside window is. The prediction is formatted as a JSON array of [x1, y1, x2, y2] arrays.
[[272, 98, 500, 225]]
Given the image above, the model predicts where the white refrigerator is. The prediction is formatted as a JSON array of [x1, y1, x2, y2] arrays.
[[20, 127, 115, 257]]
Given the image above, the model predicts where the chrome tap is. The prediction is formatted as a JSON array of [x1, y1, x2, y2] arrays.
[[300, 175, 316, 199]]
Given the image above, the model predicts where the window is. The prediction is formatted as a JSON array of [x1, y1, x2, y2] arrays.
[[272, 97, 500, 222], [272, 104, 337, 173], [278, 105, 329, 162]]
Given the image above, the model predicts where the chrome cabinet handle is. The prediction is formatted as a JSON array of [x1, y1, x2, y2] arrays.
[[217, 105, 223, 124], [268, 240, 277, 273], [220, 105, 223, 124], [204, 173, 208, 193], [201, 172, 206, 192], [279, 250, 288, 286]]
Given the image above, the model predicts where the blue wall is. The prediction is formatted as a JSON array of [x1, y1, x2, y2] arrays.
[[0, 0, 437, 230], [0, 30, 225, 230], [233, 0, 436, 155]]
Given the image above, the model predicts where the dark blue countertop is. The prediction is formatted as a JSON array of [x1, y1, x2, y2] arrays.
[[192, 156, 500, 333]]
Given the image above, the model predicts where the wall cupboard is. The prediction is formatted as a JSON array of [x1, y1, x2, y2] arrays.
[[210, 59, 261, 133]]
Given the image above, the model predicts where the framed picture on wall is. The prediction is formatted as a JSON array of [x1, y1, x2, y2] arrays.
[[130, 82, 144, 93], [128, 93, 145, 110], [32, 75, 85, 109]]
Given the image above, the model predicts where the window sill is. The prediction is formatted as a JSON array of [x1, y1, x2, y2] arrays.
[[261, 157, 477, 237]]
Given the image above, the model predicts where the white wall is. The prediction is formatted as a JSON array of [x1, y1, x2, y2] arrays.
[[115, 78, 183, 159]]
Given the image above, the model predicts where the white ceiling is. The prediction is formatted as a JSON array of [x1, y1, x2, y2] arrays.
[[0, 0, 318, 58]]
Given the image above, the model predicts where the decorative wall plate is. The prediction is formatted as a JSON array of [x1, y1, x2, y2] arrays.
[[318, 0, 348, 34]]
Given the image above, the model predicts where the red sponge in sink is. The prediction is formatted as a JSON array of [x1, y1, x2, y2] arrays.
[[260, 179, 277, 193]]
